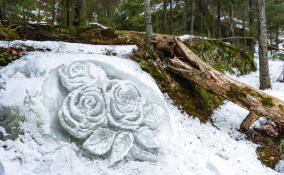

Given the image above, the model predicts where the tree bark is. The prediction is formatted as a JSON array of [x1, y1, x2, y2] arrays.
[[51, 0, 56, 26], [217, 0, 221, 38], [211, 0, 214, 38], [229, 3, 234, 37], [183, 0, 188, 34], [163, 0, 168, 34], [3, 0, 5, 18], [242, 8, 246, 46], [73, 0, 82, 26], [163, 36, 284, 136], [257, 0, 271, 90], [248, 0, 255, 53], [190, 0, 196, 35], [199, 0, 202, 34], [170, 0, 174, 35], [66, 0, 70, 26], [144, 0, 153, 51], [275, 25, 279, 50]]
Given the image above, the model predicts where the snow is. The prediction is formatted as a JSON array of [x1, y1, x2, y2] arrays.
[[89, 22, 109, 29], [0, 40, 137, 58], [220, 16, 249, 31], [178, 35, 208, 41], [0, 41, 281, 175]]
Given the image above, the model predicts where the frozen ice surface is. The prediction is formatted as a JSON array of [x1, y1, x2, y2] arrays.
[[0, 41, 281, 175]]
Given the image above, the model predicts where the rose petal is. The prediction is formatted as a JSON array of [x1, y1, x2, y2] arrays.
[[109, 132, 134, 166], [134, 127, 160, 149], [129, 145, 158, 162], [142, 104, 166, 130], [82, 128, 117, 155], [58, 61, 107, 91]]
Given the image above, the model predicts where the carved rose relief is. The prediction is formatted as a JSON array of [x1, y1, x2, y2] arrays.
[[57, 61, 169, 166]]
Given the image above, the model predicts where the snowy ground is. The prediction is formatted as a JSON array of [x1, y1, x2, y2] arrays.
[[0, 41, 282, 175]]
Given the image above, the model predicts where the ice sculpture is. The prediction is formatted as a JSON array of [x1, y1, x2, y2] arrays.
[[0, 161, 3, 175], [57, 61, 170, 166], [58, 61, 107, 91]]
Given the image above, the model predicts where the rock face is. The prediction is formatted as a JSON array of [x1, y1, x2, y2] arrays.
[[56, 61, 171, 166]]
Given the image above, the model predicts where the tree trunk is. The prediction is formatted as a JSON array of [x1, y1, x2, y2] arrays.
[[51, 0, 56, 26], [170, 0, 174, 34], [81, 0, 86, 25], [275, 25, 279, 50], [190, 0, 196, 35], [242, 9, 246, 46], [144, 0, 153, 51], [163, 0, 168, 34], [2, 0, 6, 24], [199, 0, 202, 34], [217, 0, 221, 38], [66, 0, 70, 26], [229, 4, 234, 37], [183, 0, 188, 34], [163, 36, 284, 136], [211, 0, 214, 38], [257, 0, 271, 90], [248, 0, 255, 53], [73, 0, 82, 26]]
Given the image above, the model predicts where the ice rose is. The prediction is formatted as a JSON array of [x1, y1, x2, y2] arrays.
[[107, 81, 145, 130], [58, 61, 107, 91], [58, 85, 106, 139]]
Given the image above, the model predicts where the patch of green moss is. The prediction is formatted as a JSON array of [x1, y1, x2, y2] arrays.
[[279, 104, 284, 110], [187, 39, 256, 75], [101, 28, 117, 39], [228, 84, 247, 98], [262, 97, 274, 106], [256, 142, 282, 169], [195, 86, 224, 109], [131, 49, 224, 122], [0, 52, 12, 66]]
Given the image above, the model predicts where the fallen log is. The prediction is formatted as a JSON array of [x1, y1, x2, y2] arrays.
[[165, 36, 284, 136]]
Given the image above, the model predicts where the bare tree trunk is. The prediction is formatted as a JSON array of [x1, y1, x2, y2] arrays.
[[81, 0, 86, 25], [275, 25, 279, 50], [51, 0, 56, 26], [229, 4, 234, 37], [170, 0, 174, 34], [2, 0, 5, 20], [199, 0, 202, 34], [211, 0, 214, 38], [217, 0, 221, 38], [163, 0, 167, 34], [144, 0, 153, 51], [66, 0, 70, 26], [73, 0, 82, 26], [257, 0, 271, 90], [248, 0, 255, 53], [183, 0, 188, 34], [190, 0, 196, 35], [242, 9, 246, 46]]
